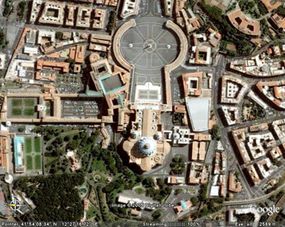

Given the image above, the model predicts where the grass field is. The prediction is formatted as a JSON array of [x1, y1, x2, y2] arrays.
[[23, 108, 35, 116], [24, 99, 35, 106], [92, 159, 107, 172], [34, 137, 41, 153], [25, 137, 32, 154], [24, 136, 42, 172], [12, 99, 22, 106], [9, 98, 38, 118], [12, 108, 22, 116], [86, 203, 97, 220], [34, 155, 42, 169], [26, 155, 33, 170]]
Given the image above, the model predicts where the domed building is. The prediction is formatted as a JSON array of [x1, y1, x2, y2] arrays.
[[122, 109, 171, 172], [137, 137, 156, 157]]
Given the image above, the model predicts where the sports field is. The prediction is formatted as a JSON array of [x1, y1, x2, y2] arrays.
[[8, 98, 38, 118], [24, 136, 42, 171]]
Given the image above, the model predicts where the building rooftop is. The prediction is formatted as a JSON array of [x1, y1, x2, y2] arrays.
[[0, 54, 6, 70], [13, 136, 25, 173], [271, 13, 285, 31], [182, 72, 203, 97], [228, 172, 242, 193], [174, 200, 192, 214], [245, 164, 261, 185], [227, 8, 261, 36], [191, 141, 206, 161], [261, 0, 282, 12], [186, 97, 210, 132], [137, 137, 157, 157]]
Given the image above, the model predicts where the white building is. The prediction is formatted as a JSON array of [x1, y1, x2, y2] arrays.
[[0, 54, 6, 70]]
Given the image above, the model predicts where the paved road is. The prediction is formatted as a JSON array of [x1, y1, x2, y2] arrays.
[[212, 54, 255, 199], [251, 38, 284, 57], [25, 23, 109, 35], [225, 181, 285, 206], [267, 192, 285, 222], [256, 13, 271, 21], [212, 54, 285, 201], [44, 40, 88, 55], [225, 114, 285, 133]]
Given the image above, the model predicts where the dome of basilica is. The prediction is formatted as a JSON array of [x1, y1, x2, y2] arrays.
[[137, 137, 157, 157]]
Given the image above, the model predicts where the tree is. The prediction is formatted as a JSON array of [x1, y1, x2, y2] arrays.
[[198, 0, 255, 56], [200, 206, 209, 217], [0, 30, 7, 48], [45, 145, 53, 151], [18, 127, 25, 132], [66, 140, 79, 150], [174, 188, 183, 195], [170, 155, 185, 175], [17, 1, 26, 20], [211, 124, 221, 140], [255, 0, 268, 16], [198, 183, 208, 201], [54, 136, 63, 144], [191, 197, 199, 206], [3, 0, 13, 17], [14, 173, 84, 221], [152, 210, 162, 221], [142, 177, 155, 188], [55, 31, 63, 40], [156, 178, 164, 188], [106, 11, 117, 33], [239, 1, 256, 17], [172, 113, 184, 125], [64, 135, 71, 142], [43, 134, 52, 141], [276, 6, 285, 16]]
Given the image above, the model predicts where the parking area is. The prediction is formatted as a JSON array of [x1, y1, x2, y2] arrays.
[[61, 98, 101, 118], [56, 74, 83, 93]]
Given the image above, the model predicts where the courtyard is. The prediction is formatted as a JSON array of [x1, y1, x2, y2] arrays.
[[8, 97, 38, 118]]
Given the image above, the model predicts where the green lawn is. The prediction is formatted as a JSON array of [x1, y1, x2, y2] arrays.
[[86, 204, 97, 220], [10, 98, 37, 117], [26, 155, 33, 170], [25, 137, 32, 154], [93, 159, 107, 172], [34, 137, 41, 153], [23, 108, 35, 116], [24, 136, 42, 172], [12, 99, 22, 106], [24, 98, 36, 106], [45, 156, 58, 167], [12, 108, 22, 116], [34, 155, 42, 170], [45, 101, 52, 116], [134, 186, 145, 195]]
